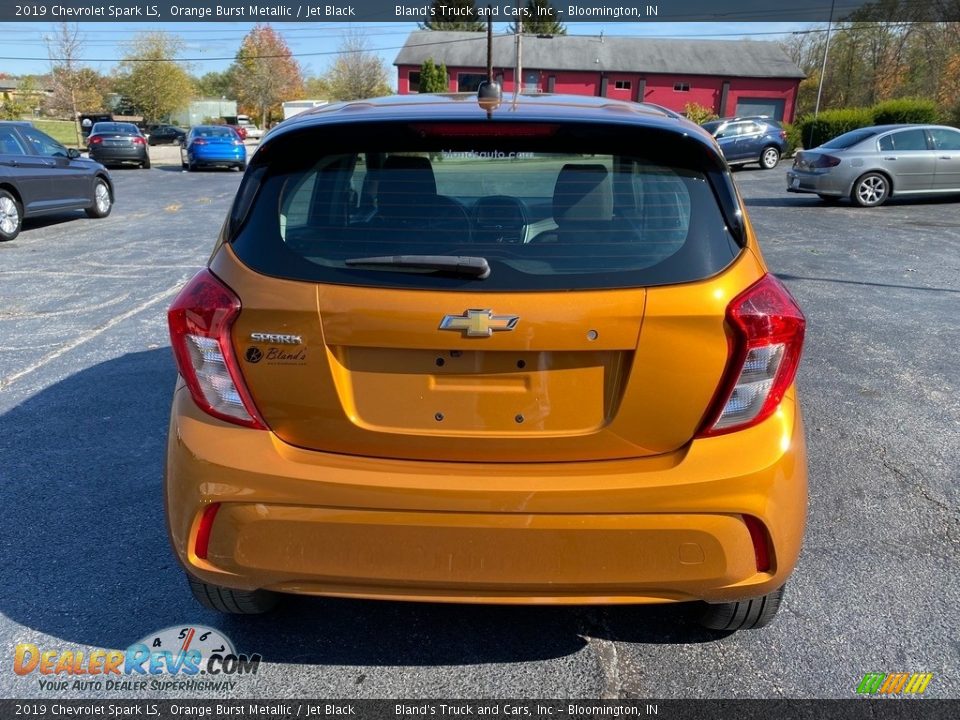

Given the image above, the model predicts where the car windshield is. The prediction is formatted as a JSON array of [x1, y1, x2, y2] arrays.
[[702, 121, 723, 134], [194, 127, 236, 138], [230, 121, 742, 292], [92, 123, 139, 135], [821, 129, 879, 149]]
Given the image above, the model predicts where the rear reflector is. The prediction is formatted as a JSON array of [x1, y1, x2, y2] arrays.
[[699, 274, 805, 436], [194, 503, 221, 560], [743, 515, 771, 572], [168, 269, 266, 429]]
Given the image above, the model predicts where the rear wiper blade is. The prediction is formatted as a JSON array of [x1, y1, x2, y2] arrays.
[[344, 255, 490, 279]]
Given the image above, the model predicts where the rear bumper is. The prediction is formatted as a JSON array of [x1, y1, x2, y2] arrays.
[[190, 150, 244, 165], [89, 147, 147, 163], [165, 387, 807, 605], [786, 168, 849, 196]]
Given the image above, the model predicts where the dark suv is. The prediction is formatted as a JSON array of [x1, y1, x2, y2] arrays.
[[702, 116, 789, 170]]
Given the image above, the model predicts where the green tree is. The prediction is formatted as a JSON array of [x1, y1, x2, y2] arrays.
[[230, 24, 304, 127], [194, 70, 236, 99], [419, 0, 484, 31], [508, 1, 566, 34], [0, 77, 37, 120], [115, 33, 194, 123], [302, 75, 331, 100], [418, 58, 449, 93], [324, 31, 393, 101]]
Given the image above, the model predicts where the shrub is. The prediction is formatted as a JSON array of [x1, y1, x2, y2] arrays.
[[683, 102, 718, 125], [871, 98, 938, 125], [796, 107, 874, 149], [781, 121, 803, 155]]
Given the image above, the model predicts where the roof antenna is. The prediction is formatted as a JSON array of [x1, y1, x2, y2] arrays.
[[477, 5, 501, 116]]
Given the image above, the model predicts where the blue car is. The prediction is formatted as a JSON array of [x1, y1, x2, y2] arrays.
[[702, 116, 789, 170], [180, 126, 246, 172]]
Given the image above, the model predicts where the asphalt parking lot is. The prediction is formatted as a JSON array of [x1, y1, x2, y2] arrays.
[[0, 156, 957, 700]]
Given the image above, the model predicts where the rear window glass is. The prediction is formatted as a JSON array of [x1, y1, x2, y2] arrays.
[[230, 122, 742, 292], [821, 129, 878, 149], [194, 127, 235, 138], [92, 123, 139, 135]]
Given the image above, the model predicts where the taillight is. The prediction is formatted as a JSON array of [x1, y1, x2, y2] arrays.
[[698, 274, 805, 436], [810, 154, 841, 168], [132, 136, 145, 145], [167, 269, 266, 429], [88, 136, 102, 145], [192, 138, 207, 145]]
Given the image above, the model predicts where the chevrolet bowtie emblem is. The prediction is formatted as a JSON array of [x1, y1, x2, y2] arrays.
[[439, 309, 519, 338]]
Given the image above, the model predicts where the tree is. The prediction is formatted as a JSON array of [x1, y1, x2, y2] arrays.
[[324, 32, 393, 101], [508, 1, 566, 35], [419, 0, 484, 31], [231, 24, 304, 127], [302, 75, 331, 100], [44, 23, 106, 145], [0, 77, 37, 120], [115, 33, 194, 123], [418, 58, 449, 93], [194, 70, 236, 99]]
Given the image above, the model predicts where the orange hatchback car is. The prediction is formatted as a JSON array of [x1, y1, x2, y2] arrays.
[[165, 94, 807, 630]]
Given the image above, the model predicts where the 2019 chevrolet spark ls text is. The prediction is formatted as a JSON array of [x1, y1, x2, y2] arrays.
[[165, 94, 807, 631]]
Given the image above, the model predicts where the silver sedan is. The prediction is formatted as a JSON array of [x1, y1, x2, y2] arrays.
[[786, 124, 960, 207]]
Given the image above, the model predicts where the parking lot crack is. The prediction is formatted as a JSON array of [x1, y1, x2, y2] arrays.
[[581, 609, 622, 699]]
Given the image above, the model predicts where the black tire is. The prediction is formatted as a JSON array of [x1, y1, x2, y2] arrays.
[[699, 584, 785, 631], [760, 146, 781, 170], [237, 161, 247, 172], [851, 172, 890, 207], [818, 194, 841, 203], [84, 178, 112, 219], [0, 189, 23, 242], [188, 161, 197, 172], [141, 156, 151, 169], [186, 574, 279, 615], [147, 137, 156, 146], [181, 159, 188, 170]]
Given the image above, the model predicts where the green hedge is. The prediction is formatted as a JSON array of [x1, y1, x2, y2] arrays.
[[796, 98, 940, 149]]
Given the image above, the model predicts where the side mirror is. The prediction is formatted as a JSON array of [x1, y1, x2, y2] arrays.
[[67, 148, 81, 159]]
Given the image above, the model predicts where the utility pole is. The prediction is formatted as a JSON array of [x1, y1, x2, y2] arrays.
[[514, 0, 523, 98], [810, 0, 836, 147]]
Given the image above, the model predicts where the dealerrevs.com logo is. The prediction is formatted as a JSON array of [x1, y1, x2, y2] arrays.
[[13, 625, 261, 692]]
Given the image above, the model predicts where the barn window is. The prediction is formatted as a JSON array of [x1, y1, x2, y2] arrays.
[[615, 80, 632, 90], [674, 83, 691, 92]]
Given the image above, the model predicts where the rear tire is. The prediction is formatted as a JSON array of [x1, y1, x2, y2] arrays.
[[760, 146, 781, 170], [851, 172, 890, 207], [0, 189, 23, 242], [699, 584, 785, 631], [186, 574, 280, 615], [237, 161, 247, 172], [141, 156, 151, 169]]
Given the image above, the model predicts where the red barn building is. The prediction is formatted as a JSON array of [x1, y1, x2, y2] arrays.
[[395, 32, 805, 122]]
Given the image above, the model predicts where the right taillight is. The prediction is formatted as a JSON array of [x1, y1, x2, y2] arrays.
[[699, 274, 806, 437], [168, 269, 266, 430], [810, 154, 841, 168]]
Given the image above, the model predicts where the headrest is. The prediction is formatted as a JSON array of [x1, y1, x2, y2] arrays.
[[377, 155, 439, 221], [553, 164, 613, 223]]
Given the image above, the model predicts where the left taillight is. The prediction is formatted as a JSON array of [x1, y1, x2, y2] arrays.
[[132, 136, 146, 145], [698, 274, 806, 437], [168, 269, 266, 430]]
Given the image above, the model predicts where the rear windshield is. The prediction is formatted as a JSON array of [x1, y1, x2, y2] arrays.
[[194, 127, 236, 138], [821, 129, 878, 149], [92, 123, 139, 135], [230, 121, 742, 291]]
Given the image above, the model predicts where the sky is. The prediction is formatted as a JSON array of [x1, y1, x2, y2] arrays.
[[0, 21, 816, 81]]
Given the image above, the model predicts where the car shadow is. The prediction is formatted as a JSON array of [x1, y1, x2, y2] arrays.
[[21, 212, 88, 230], [0, 349, 721, 667]]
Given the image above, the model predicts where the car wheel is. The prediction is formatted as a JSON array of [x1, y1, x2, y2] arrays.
[[237, 161, 247, 172], [851, 172, 890, 207], [760, 146, 781, 170], [818, 194, 841, 204], [85, 178, 112, 218], [0, 190, 23, 242], [142, 156, 151, 169], [186, 574, 279, 614], [699, 584, 785, 631]]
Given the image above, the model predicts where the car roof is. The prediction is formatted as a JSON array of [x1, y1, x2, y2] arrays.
[[269, 93, 715, 146], [0, 120, 33, 127]]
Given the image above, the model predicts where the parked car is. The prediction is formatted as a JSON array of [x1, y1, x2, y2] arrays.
[[235, 115, 263, 140], [87, 122, 150, 169], [787, 124, 960, 207], [147, 124, 186, 146], [180, 126, 247, 171], [702, 116, 789, 170], [0, 120, 113, 242], [164, 94, 807, 630], [225, 124, 247, 141]]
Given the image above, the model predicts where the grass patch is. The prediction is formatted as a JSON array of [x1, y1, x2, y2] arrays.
[[31, 119, 82, 147]]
